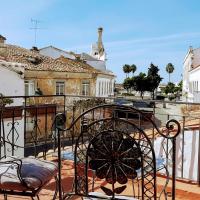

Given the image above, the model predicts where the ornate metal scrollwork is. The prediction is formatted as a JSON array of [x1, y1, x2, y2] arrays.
[[73, 117, 157, 199], [88, 131, 142, 196], [6, 121, 20, 153], [164, 119, 181, 139]]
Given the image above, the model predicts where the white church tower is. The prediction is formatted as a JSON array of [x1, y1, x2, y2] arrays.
[[91, 27, 106, 62]]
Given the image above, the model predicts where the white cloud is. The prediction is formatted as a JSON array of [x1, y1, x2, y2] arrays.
[[105, 32, 200, 48]]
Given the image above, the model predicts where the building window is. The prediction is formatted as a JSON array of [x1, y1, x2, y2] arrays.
[[105, 81, 107, 95], [82, 80, 90, 96], [189, 82, 192, 92], [56, 81, 65, 95], [25, 80, 35, 96], [99, 82, 101, 96], [111, 81, 114, 93], [107, 82, 109, 95], [101, 82, 104, 96], [193, 81, 195, 92], [196, 81, 197, 91]]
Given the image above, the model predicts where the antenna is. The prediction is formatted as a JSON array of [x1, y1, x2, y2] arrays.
[[30, 18, 42, 46]]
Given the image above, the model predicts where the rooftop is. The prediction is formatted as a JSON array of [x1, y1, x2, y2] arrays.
[[0, 43, 102, 74]]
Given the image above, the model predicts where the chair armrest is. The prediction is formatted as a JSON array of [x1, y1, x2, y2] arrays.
[[0, 156, 23, 169]]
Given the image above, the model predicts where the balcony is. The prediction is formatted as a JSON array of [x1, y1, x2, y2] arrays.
[[0, 95, 200, 199]]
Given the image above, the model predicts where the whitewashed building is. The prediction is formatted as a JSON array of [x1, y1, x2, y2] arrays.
[[183, 46, 200, 102], [0, 35, 26, 157], [0, 59, 25, 157], [0, 36, 25, 102], [0, 60, 25, 99], [40, 45, 76, 60]]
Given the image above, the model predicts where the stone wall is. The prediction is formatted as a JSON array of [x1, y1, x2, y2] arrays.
[[25, 70, 96, 96]]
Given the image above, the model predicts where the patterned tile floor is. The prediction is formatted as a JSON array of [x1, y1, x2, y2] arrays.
[[0, 160, 199, 200]]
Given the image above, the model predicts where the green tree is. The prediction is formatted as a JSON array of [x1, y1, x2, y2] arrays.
[[164, 82, 176, 95], [123, 64, 132, 78], [177, 80, 182, 92], [132, 73, 148, 99], [123, 77, 132, 93], [0, 93, 13, 105], [147, 63, 163, 99], [166, 63, 174, 83], [164, 81, 182, 98], [163, 82, 180, 100], [130, 64, 137, 75], [173, 80, 182, 100]]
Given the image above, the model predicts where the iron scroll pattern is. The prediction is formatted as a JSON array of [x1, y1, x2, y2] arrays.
[[59, 104, 180, 199], [67, 104, 181, 140], [88, 130, 142, 198], [74, 117, 157, 200]]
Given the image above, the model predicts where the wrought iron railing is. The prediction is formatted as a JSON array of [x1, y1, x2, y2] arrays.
[[1, 95, 200, 198]]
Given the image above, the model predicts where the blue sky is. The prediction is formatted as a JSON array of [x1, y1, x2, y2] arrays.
[[1, 0, 200, 83]]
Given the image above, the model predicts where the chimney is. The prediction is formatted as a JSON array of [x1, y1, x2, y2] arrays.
[[30, 46, 39, 53], [97, 27, 104, 55], [0, 35, 6, 44], [98, 27, 103, 44]]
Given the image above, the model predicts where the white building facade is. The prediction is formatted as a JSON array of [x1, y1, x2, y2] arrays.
[[0, 60, 25, 103], [96, 75, 115, 97], [183, 47, 200, 102], [0, 59, 25, 157], [40, 46, 76, 60]]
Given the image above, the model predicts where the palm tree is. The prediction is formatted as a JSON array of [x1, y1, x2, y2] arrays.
[[166, 63, 174, 82], [123, 64, 131, 78], [130, 64, 137, 75]]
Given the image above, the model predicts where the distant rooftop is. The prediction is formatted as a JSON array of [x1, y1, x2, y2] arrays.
[[0, 43, 100, 73]]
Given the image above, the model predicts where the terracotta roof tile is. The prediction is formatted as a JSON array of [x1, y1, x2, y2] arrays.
[[0, 44, 99, 73], [56, 56, 102, 73]]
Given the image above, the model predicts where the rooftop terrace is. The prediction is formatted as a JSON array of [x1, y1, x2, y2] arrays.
[[0, 95, 200, 199]]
